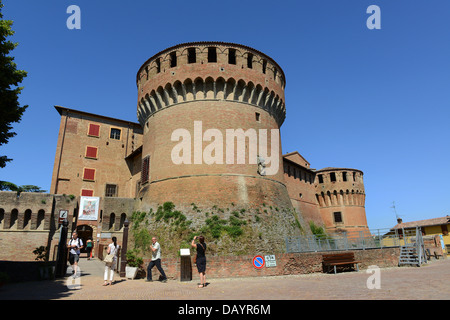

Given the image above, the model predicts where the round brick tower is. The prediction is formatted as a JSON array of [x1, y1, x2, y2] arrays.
[[135, 42, 292, 213], [314, 168, 369, 234]]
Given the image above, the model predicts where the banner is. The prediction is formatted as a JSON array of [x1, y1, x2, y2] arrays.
[[78, 196, 100, 221]]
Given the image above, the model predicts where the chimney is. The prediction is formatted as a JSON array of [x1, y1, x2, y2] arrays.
[[397, 217, 402, 224]]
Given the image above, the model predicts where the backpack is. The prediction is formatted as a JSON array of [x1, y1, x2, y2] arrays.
[[69, 238, 81, 248]]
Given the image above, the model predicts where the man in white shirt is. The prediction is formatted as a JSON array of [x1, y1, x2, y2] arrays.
[[68, 232, 83, 278], [146, 237, 167, 283]]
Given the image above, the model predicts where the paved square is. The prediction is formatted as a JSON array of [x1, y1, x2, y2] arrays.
[[0, 257, 449, 300]]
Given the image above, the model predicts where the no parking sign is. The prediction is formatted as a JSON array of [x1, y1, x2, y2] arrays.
[[252, 255, 265, 269]]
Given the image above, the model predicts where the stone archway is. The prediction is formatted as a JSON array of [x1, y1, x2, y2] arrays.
[[76, 224, 93, 255]]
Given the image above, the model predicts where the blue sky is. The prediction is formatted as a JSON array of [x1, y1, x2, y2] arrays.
[[1, 0, 449, 230]]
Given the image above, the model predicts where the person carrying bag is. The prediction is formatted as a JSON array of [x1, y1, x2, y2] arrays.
[[103, 237, 119, 286]]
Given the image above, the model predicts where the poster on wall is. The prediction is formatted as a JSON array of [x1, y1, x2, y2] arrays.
[[78, 196, 100, 221]]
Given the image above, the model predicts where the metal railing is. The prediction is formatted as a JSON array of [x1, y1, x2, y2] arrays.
[[286, 227, 420, 253]]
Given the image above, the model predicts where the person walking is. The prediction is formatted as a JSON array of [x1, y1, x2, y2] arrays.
[[146, 237, 167, 283], [103, 236, 119, 286], [68, 232, 83, 278], [191, 235, 207, 288], [86, 238, 94, 260]]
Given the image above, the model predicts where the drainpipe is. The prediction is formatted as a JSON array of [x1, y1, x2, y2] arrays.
[[55, 109, 69, 194]]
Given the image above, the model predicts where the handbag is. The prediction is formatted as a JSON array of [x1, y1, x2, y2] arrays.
[[104, 244, 117, 266], [104, 253, 114, 266]]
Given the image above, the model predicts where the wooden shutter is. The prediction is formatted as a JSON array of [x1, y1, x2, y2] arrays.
[[81, 189, 94, 196], [88, 124, 100, 137], [85, 146, 98, 159], [83, 168, 96, 181]]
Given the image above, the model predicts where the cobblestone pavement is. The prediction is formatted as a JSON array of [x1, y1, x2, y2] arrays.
[[1, 257, 449, 300]]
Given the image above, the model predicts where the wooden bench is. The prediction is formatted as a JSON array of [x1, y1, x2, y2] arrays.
[[322, 252, 361, 274]]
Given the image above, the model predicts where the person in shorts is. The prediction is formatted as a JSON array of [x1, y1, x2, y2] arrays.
[[68, 232, 83, 278]]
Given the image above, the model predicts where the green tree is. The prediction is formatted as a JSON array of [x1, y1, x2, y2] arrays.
[[0, 0, 28, 168], [0, 181, 46, 194]]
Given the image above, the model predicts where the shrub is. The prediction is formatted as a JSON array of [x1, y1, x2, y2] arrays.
[[126, 249, 143, 268]]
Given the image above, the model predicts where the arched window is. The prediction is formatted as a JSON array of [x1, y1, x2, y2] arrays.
[[37, 210, 45, 230], [10, 209, 18, 229], [120, 213, 127, 230], [24, 209, 32, 230], [0, 208, 4, 228], [109, 213, 115, 231]]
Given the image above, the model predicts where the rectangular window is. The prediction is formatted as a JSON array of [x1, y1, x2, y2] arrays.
[[156, 58, 161, 73], [228, 49, 236, 65], [333, 212, 343, 223], [85, 146, 98, 159], [88, 123, 100, 137], [83, 168, 96, 181], [208, 47, 217, 63], [318, 174, 324, 184], [342, 172, 347, 182], [330, 172, 336, 182], [141, 156, 150, 184], [255, 112, 260, 122], [247, 53, 253, 69], [262, 59, 267, 74], [170, 51, 177, 68], [187, 48, 196, 64], [110, 128, 121, 140], [105, 184, 118, 197], [81, 189, 94, 197]]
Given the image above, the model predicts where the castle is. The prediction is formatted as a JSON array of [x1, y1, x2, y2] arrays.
[[0, 42, 369, 261]]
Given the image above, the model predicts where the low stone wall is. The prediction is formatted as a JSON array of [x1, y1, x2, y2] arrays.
[[145, 247, 401, 281]]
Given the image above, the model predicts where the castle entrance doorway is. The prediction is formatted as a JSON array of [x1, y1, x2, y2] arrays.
[[76, 225, 93, 256]]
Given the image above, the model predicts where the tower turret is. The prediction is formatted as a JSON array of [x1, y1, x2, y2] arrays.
[[134, 42, 302, 253], [314, 168, 368, 234]]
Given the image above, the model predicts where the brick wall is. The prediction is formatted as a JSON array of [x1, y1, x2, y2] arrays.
[[144, 248, 401, 281], [0, 231, 52, 261]]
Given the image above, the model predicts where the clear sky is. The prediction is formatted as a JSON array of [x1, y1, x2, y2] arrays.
[[1, 0, 449, 230]]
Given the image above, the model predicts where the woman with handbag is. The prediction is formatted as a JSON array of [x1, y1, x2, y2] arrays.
[[103, 236, 119, 286], [191, 235, 207, 288]]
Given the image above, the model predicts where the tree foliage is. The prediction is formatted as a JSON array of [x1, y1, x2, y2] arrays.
[[0, 0, 28, 168], [0, 181, 46, 193]]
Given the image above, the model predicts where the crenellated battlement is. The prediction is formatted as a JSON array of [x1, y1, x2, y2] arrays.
[[137, 42, 285, 89], [314, 168, 365, 208], [136, 42, 287, 127]]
